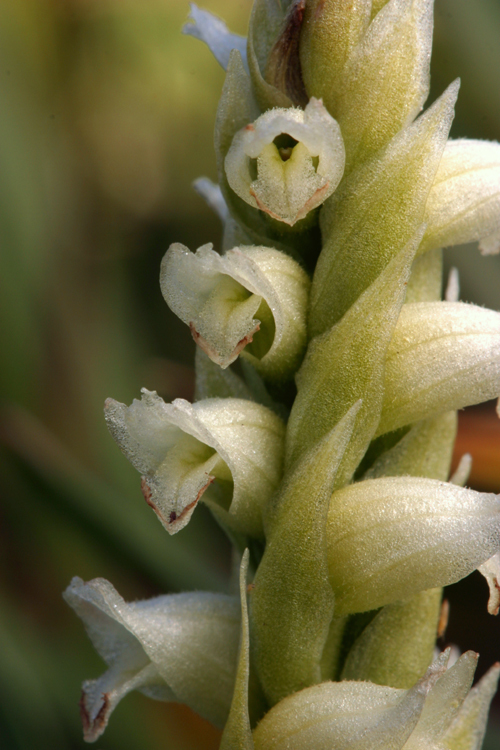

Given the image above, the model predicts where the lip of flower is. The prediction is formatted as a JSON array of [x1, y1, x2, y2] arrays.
[[224, 98, 345, 226]]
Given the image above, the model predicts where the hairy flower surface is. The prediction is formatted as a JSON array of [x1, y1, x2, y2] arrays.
[[64, 577, 240, 741], [161, 243, 310, 380], [225, 98, 345, 225], [104, 389, 285, 537]]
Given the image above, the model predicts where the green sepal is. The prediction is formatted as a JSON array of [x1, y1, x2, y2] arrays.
[[440, 663, 500, 750], [250, 402, 360, 706], [310, 81, 459, 337], [363, 411, 457, 482], [340, 588, 442, 688], [300, 0, 371, 116], [220, 550, 263, 750], [247, 0, 293, 112], [405, 248, 443, 303], [286, 233, 420, 481], [194, 348, 254, 402]]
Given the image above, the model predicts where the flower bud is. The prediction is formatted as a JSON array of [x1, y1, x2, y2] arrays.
[[420, 139, 500, 255], [63, 577, 240, 741], [327, 476, 500, 616], [225, 98, 345, 226], [252, 659, 446, 750], [300, 0, 434, 170], [378, 301, 500, 436], [104, 390, 285, 538], [160, 243, 310, 381], [438, 662, 500, 750]]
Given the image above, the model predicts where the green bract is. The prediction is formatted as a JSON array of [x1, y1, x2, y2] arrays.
[[66, 1, 500, 747]]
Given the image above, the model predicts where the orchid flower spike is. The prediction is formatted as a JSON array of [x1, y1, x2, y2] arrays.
[[225, 98, 345, 225]]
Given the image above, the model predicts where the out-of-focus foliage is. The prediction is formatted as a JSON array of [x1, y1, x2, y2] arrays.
[[0, 0, 498, 748]]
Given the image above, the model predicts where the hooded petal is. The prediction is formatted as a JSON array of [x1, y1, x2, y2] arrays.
[[327, 476, 500, 615], [252, 659, 446, 750], [182, 3, 247, 71], [104, 390, 285, 537], [378, 301, 500, 436], [160, 243, 310, 381], [420, 139, 500, 254], [63, 577, 240, 741], [225, 98, 345, 226]]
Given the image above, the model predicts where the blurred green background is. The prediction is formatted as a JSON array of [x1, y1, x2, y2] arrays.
[[0, 1, 499, 748]]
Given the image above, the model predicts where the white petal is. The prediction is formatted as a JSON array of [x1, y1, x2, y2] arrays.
[[64, 577, 240, 739], [104, 390, 285, 537], [225, 98, 345, 225], [327, 476, 500, 615], [193, 177, 229, 222], [421, 139, 500, 254], [449, 454, 473, 487], [161, 243, 310, 380], [378, 302, 500, 435], [182, 3, 247, 71], [444, 266, 460, 302]]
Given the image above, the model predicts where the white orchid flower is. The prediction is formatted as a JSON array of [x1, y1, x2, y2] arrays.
[[378, 301, 500, 436], [161, 243, 310, 380], [104, 389, 285, 538], [225, 98, 345, 226], [421, 139, 500, 255], [326, 476, 500, 616], [253, 657, 447, 750], [63, 577, 240, 742]]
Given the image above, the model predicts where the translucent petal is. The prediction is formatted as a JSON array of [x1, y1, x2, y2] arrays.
[[182, 3, 247, 71], [327, 476, 500, 615], [104, 390, 285, 537], [403, 651, 479, 749]]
